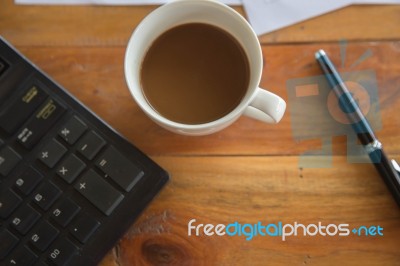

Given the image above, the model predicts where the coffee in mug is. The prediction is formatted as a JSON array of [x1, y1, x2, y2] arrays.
[[140, 23, 250, 125]]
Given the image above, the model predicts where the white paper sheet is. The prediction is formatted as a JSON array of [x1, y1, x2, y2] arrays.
[[242, 0, 353, 36], [15, 0, 242, 5], [242, 0, 400, 36], [15, 0, 400, 36], [353, 0, 400, 3]]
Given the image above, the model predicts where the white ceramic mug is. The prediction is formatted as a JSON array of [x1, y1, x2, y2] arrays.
[[125, 0, 286, 136]]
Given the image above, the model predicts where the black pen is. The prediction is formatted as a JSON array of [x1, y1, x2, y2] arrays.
[[315, 49, 400, 207]]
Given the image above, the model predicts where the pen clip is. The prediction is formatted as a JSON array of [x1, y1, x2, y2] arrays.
[[391, 159, 400, 174]]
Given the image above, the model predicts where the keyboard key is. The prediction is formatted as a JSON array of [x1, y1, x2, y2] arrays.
[[47, 239, 78, 266], [33, 181, 62, 210], [76, 131, 106, 160], [50, 198, 81, 227], [6, 245, 38, 266], [17, 98, 66, 149], [14, 166, 43, 195], [96, 146, 144, 192], [37, 139, 67, 168], [70, 212, 100, 243], [56, 154, 86, 184], [29, 220, 59, 251], [58, 116, 87, 145], [0, 84, 47, 134], [0, 57, 8, 78], [0, 189, 22, 218], [0, 146, 21, 176], [10, 205, 41, 235], [75, 169, 124, 216], [0, 229, 18, 259]]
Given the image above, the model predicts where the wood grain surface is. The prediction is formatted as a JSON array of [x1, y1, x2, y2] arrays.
[[1, 0, 400, 265]]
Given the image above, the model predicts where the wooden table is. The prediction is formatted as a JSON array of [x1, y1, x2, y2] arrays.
[[1, 1, 400, 265]]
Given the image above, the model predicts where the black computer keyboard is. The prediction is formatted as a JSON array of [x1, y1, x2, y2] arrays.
[[0, 36, 169, 266]]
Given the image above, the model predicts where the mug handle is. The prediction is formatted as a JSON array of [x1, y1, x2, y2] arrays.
[[243, 87, 286, 123]]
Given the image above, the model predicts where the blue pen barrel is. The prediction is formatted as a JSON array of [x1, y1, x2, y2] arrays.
[[369, 149, 400, 206], [316, 49, 400, 207], [337, 91, 375, 145], [316, 50, 375, 145]]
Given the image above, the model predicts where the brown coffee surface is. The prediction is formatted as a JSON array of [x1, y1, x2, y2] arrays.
[[140, 23, 250, 124]]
